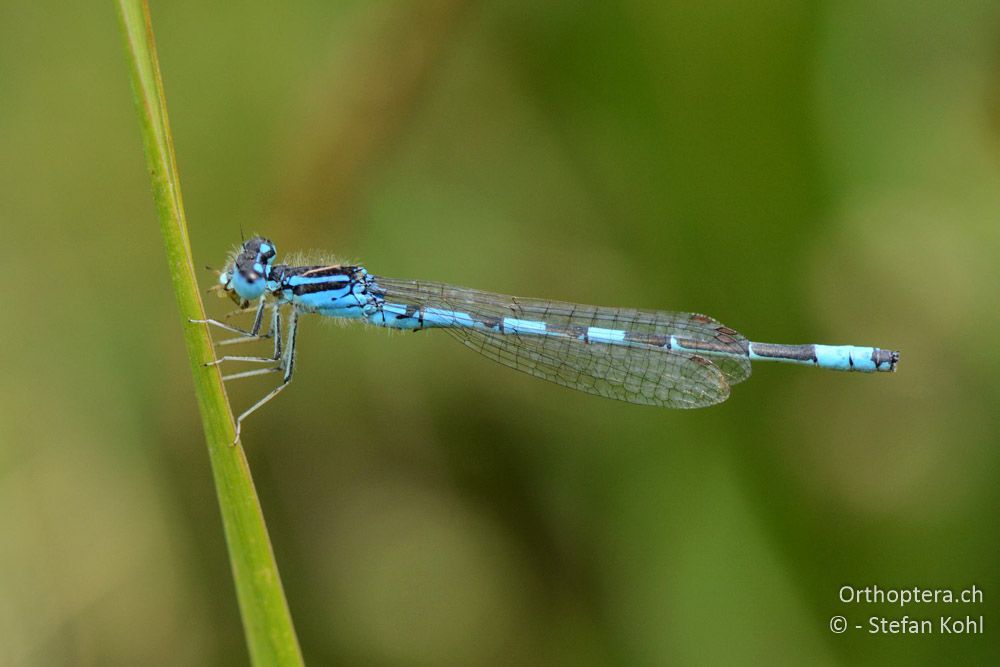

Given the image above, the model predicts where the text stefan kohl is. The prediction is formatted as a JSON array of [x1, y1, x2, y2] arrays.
[[868, 615, 983, 635]]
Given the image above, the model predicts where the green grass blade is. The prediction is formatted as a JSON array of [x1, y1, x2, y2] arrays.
[[115, 2, 304, 665]]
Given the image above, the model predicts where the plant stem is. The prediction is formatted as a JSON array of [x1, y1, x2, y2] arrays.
[[116, 2, 304, 664]]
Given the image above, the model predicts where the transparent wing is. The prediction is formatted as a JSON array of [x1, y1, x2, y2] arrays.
[[373, 277, 750, 408], [448, 325, 730, 408]]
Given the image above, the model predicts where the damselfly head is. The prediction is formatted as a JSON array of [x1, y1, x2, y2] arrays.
[[219, 236, 277, 306]]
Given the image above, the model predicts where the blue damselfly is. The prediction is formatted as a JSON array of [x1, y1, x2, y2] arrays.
[[194, 237, 899, 442]]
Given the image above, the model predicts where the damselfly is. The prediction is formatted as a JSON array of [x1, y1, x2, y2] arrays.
[[194, 237, 899, 442]]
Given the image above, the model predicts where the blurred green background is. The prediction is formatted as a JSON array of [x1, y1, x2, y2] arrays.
[[2, 1, 999, 664]]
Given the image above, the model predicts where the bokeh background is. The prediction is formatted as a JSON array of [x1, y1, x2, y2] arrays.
[[2, 1, 999, 664]]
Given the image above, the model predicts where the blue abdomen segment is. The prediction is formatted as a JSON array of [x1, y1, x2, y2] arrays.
[[368, 302, 504, 331], [815, 345, 873, 371]]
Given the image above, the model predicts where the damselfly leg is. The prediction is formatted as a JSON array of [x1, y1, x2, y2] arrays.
[[204, 304, 283, 367], [191, 297, 268, 339], [231, 309, 299, 444], [193, 301, 299, 444]]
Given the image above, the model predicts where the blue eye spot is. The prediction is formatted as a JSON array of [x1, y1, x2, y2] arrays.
[[254, 263, 264, 273], [260, 244, 271, 253]]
